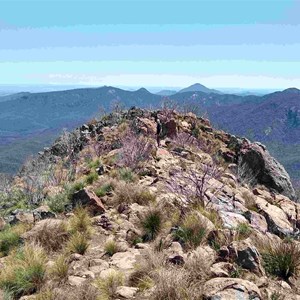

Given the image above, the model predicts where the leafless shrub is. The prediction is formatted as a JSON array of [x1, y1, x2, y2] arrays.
[[119, 129, 154, 169], [21, 156, 57, 205], [172, 132, 201, 149], [159, 98, 178, 122], [168, 162, 223, 207]]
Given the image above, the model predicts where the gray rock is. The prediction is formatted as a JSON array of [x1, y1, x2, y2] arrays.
[[239, 142, 296, 200]]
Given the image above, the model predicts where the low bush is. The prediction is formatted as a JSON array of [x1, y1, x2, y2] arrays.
[[141, 209, 162, 242], [96, 270, 124, 300], [67, 232, 89, 255], [261, 241, 300, 280], [46, 192, 70, 213], [0, 244, 47, 298]]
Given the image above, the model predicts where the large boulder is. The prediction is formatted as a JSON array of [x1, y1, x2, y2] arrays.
[[239, 142, 296, 200], [203, 277, 261, 300], [71, 189, 105, 215]]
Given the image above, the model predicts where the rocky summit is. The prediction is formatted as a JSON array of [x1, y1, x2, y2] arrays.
[[0, 107, 300, 300]]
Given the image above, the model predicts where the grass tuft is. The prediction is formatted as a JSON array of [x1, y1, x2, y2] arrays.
[[67, 232, 89, 255], [141, 209, 162, 242], [0, 224, 29, 257], [261, 241, 300, 280], [104, 239, 119, 257], [69, 206, 92, 235], [96, 270, 124, 300], [0, 244, 47, 298], [49, 254, 69, 283]]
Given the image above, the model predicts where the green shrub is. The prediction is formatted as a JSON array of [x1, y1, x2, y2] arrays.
[[173, 212, 207, 249], [0, 244, 47, 298], [104, 240, 119, 257], [95, 183, 114, 197], [67, 232, 89, 255], [142, 209, 162, 242], [262, 241, 300, 280], [0, 224, 28, 257], [85, 172, 99, 185], [46, 192, 70, 213]]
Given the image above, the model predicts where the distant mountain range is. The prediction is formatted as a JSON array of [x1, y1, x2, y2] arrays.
[[0, 84, 299, 180]]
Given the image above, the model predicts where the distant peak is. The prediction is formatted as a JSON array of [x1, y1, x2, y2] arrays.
[[282, 88, 300, 94], [178, 83, 222, 94], [136, 87, 150, 93]]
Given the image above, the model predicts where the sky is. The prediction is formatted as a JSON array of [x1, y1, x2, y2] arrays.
[[0, 0, 300, 89]]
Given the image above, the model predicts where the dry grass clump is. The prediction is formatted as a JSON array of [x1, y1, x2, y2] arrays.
[[151, 268, 194, 300], [67, 232, 89, 255], [26, 220, 69, 253], [260, 240, 300, 280], [104, 239, 119, 257], [113, 182, 156, 206], [0, 243, 47, 298], [49, 254, 69, 283], [129, 249, 166, 289], [130, 247, 210, 299], [96, 270, 124, 300], [151, 259, 209, 300], [68, 206, 92, 235]]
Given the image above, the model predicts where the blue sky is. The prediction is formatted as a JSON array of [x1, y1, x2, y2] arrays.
[[0, 0, 300, 89]]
